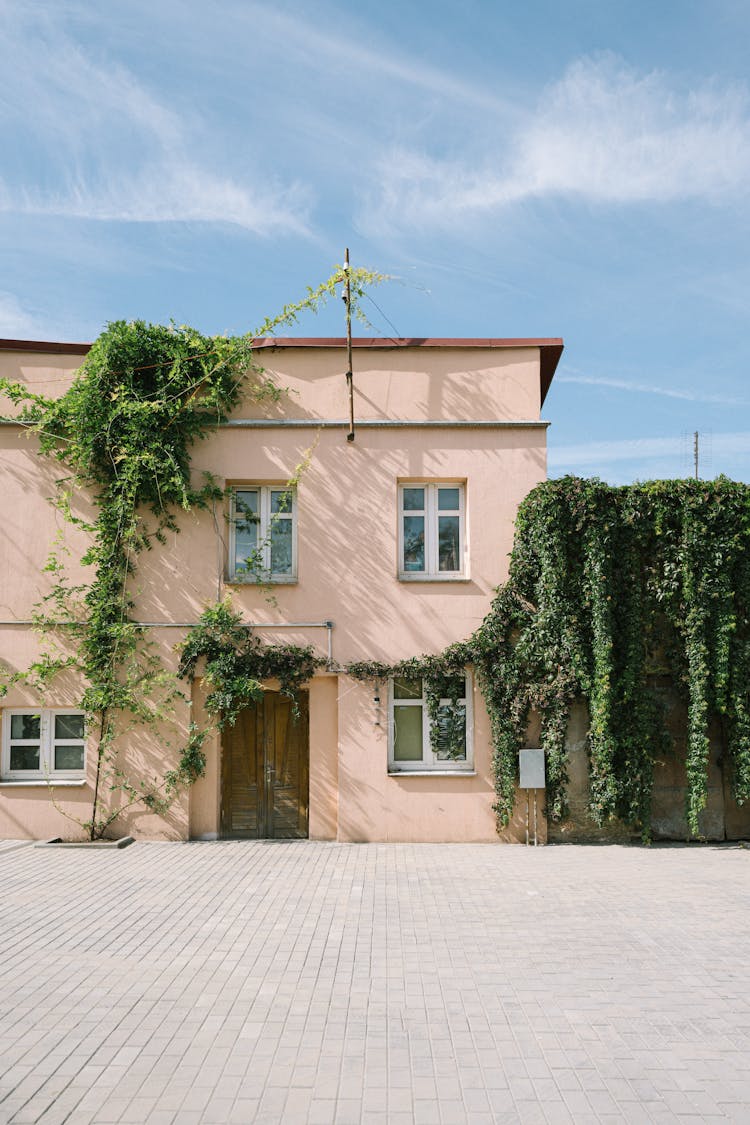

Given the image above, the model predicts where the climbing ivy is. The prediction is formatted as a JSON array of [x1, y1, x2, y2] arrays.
[[470, 476, 750, 839], [346, 476, 750, 840], [0, 264, 385, 839], [178, 600, 324, 732], [347, 646, 472, 762]]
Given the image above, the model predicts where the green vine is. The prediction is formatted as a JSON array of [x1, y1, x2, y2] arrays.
[[178, 600, 324, 732], [471, 476, 750, 839], [0, 264, 385, 839], [347, 645, 472, 761]]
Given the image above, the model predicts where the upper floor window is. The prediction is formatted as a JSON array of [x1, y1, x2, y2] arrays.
[[229, 486, 297, 583], [1, 709, 86, 781], [398, 482, 465, 580], [388, 674, 473, 773]]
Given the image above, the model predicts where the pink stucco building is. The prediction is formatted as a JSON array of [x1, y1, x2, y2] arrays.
[[0, 336, 562, 843]]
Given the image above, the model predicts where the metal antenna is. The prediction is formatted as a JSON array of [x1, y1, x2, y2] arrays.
[[343, 248, 355, 443], [694, 430, 699, 480]]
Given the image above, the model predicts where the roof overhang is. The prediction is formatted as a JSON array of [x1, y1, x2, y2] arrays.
[[0, 335, 564, 405]]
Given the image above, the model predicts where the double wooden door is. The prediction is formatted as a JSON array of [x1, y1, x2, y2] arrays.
[[221, 691, 309, 839]]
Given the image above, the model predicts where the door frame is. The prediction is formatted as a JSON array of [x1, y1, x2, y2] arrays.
[[220, 691, 309, 839]]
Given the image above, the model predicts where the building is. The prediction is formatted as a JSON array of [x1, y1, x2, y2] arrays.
[[0, 336, 562, 843]]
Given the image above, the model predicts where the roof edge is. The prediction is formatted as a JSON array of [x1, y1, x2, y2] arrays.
[[0, 335, 564, 401], [0, 339, 91, 355]]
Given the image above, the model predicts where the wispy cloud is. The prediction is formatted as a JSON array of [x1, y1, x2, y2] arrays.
[[9, 166, 310, 236], [0, 6, 310, 235], [549, 430, 750, 476], [557, 369, 750, 407], [236, 2, 516, 116], [0, 293, 40, 338], [362, 54, 750, 231]]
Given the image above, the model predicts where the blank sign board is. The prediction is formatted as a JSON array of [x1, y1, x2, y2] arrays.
[[519, 748, 545, 789]]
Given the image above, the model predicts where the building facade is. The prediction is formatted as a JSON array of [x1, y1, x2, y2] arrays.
[[0, 336, 562, 843]]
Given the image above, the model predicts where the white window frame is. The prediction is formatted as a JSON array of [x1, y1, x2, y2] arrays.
[[228, 484, 298, 583], [388, 673, 474, 774], [1, 708, 87, 781], [398, 482, 466, 580]]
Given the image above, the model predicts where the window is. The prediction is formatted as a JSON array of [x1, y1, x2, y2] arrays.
[[229, 486, 297, 582], [398, 483, 465, 579], [1, 709, 86, 781], [388, 675, 473, 773]]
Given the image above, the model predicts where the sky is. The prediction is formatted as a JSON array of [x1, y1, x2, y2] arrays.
[[1, 0, 750, 484]]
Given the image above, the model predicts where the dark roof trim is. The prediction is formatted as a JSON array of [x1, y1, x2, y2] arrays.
[[0, 335, 564, 403], [0, 339, 91, 355]]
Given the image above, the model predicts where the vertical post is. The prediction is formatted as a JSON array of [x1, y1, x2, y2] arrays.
[[694, 430, 699, 480], [344, 248, 354, 443]]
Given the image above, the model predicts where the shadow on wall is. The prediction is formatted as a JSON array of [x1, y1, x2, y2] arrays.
[[131, 426, 545, 668], [548, 694, 750, 843]]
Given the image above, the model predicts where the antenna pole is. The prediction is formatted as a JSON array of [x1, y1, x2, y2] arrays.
[[344, 248, 355, 443], [694, 430, 699, 480]]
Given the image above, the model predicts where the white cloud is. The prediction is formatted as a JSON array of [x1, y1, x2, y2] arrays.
[[0, 293, 39, 338], [10, 164, 310, 236], [549, 431, 750, 480], [556, 370, 750, 408], [236, 2, 516, 116], [362, 54, 750, 230], [0, 6, 310, 235]]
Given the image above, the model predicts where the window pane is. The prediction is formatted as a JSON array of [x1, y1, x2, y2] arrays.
[[393, 706, 423, 761], [270, 519, 293, 575], [438, 515, 460, 571], [234, 523, 259, 575], [438, 487, 460, 510], [10, 745, 40, 771], [270, 490, 293, 514], [55, 714, 84, 740], [235, 490, 259, 518], [403, 516, 425, 571], [402, 488, 425, 511], [11, 714, 40, 739], [393, 677, 422, 699], [433, 675, 466, 700], [54, 745, 85, 771], [432, 703, 467, 761]]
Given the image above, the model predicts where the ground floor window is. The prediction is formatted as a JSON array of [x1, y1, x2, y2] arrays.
[[388, 674, 473, 772], [1, 709, 86, 781]]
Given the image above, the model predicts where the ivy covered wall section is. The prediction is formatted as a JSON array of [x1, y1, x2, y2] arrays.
[[472, 476, 750, 839]]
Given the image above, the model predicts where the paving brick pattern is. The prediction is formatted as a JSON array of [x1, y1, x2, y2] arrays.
[[0, 841, 748, 1124]]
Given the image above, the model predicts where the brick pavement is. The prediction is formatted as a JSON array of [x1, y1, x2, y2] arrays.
[[0, 840, 748, 1124]]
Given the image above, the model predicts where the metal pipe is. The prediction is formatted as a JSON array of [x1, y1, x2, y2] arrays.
[[221, 419, 550, 429], [0, 418, 550, 429], [344, 247, 354, 443], [0, 619, 334, 629]]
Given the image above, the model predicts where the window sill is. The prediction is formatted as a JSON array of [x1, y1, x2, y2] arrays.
[[398, 574, 470, 583], [225, 576, 298, 586], [388, 770, 476, 777], [0, 780, 88, 788]]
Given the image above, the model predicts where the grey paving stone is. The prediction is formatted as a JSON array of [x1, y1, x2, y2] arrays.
[[0, 841, 748, 1123]]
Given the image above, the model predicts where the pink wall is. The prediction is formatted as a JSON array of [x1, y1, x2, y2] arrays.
[[0, 342, 551, 842]]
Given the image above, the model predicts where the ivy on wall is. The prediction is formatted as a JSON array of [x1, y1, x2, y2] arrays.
[[469, 475, 750, 839], [3, 270, 749, 845], [346, 476, 750, 840], [0, 265, 384, 838]]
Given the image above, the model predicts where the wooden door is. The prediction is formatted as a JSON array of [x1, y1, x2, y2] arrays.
[[221, 691, 309, 839]]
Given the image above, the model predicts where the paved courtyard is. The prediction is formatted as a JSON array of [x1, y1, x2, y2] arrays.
[[0, 840, 749, 1125]]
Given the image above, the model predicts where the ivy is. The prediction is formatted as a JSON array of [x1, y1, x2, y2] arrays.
[[0, 264, 385, 839], [471, 476, 750, 839], [178, 601, 324, 732], [347, 644, 472, 762]]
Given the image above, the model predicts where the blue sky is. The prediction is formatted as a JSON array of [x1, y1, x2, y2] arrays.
[[2, 0, 750, 483]]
